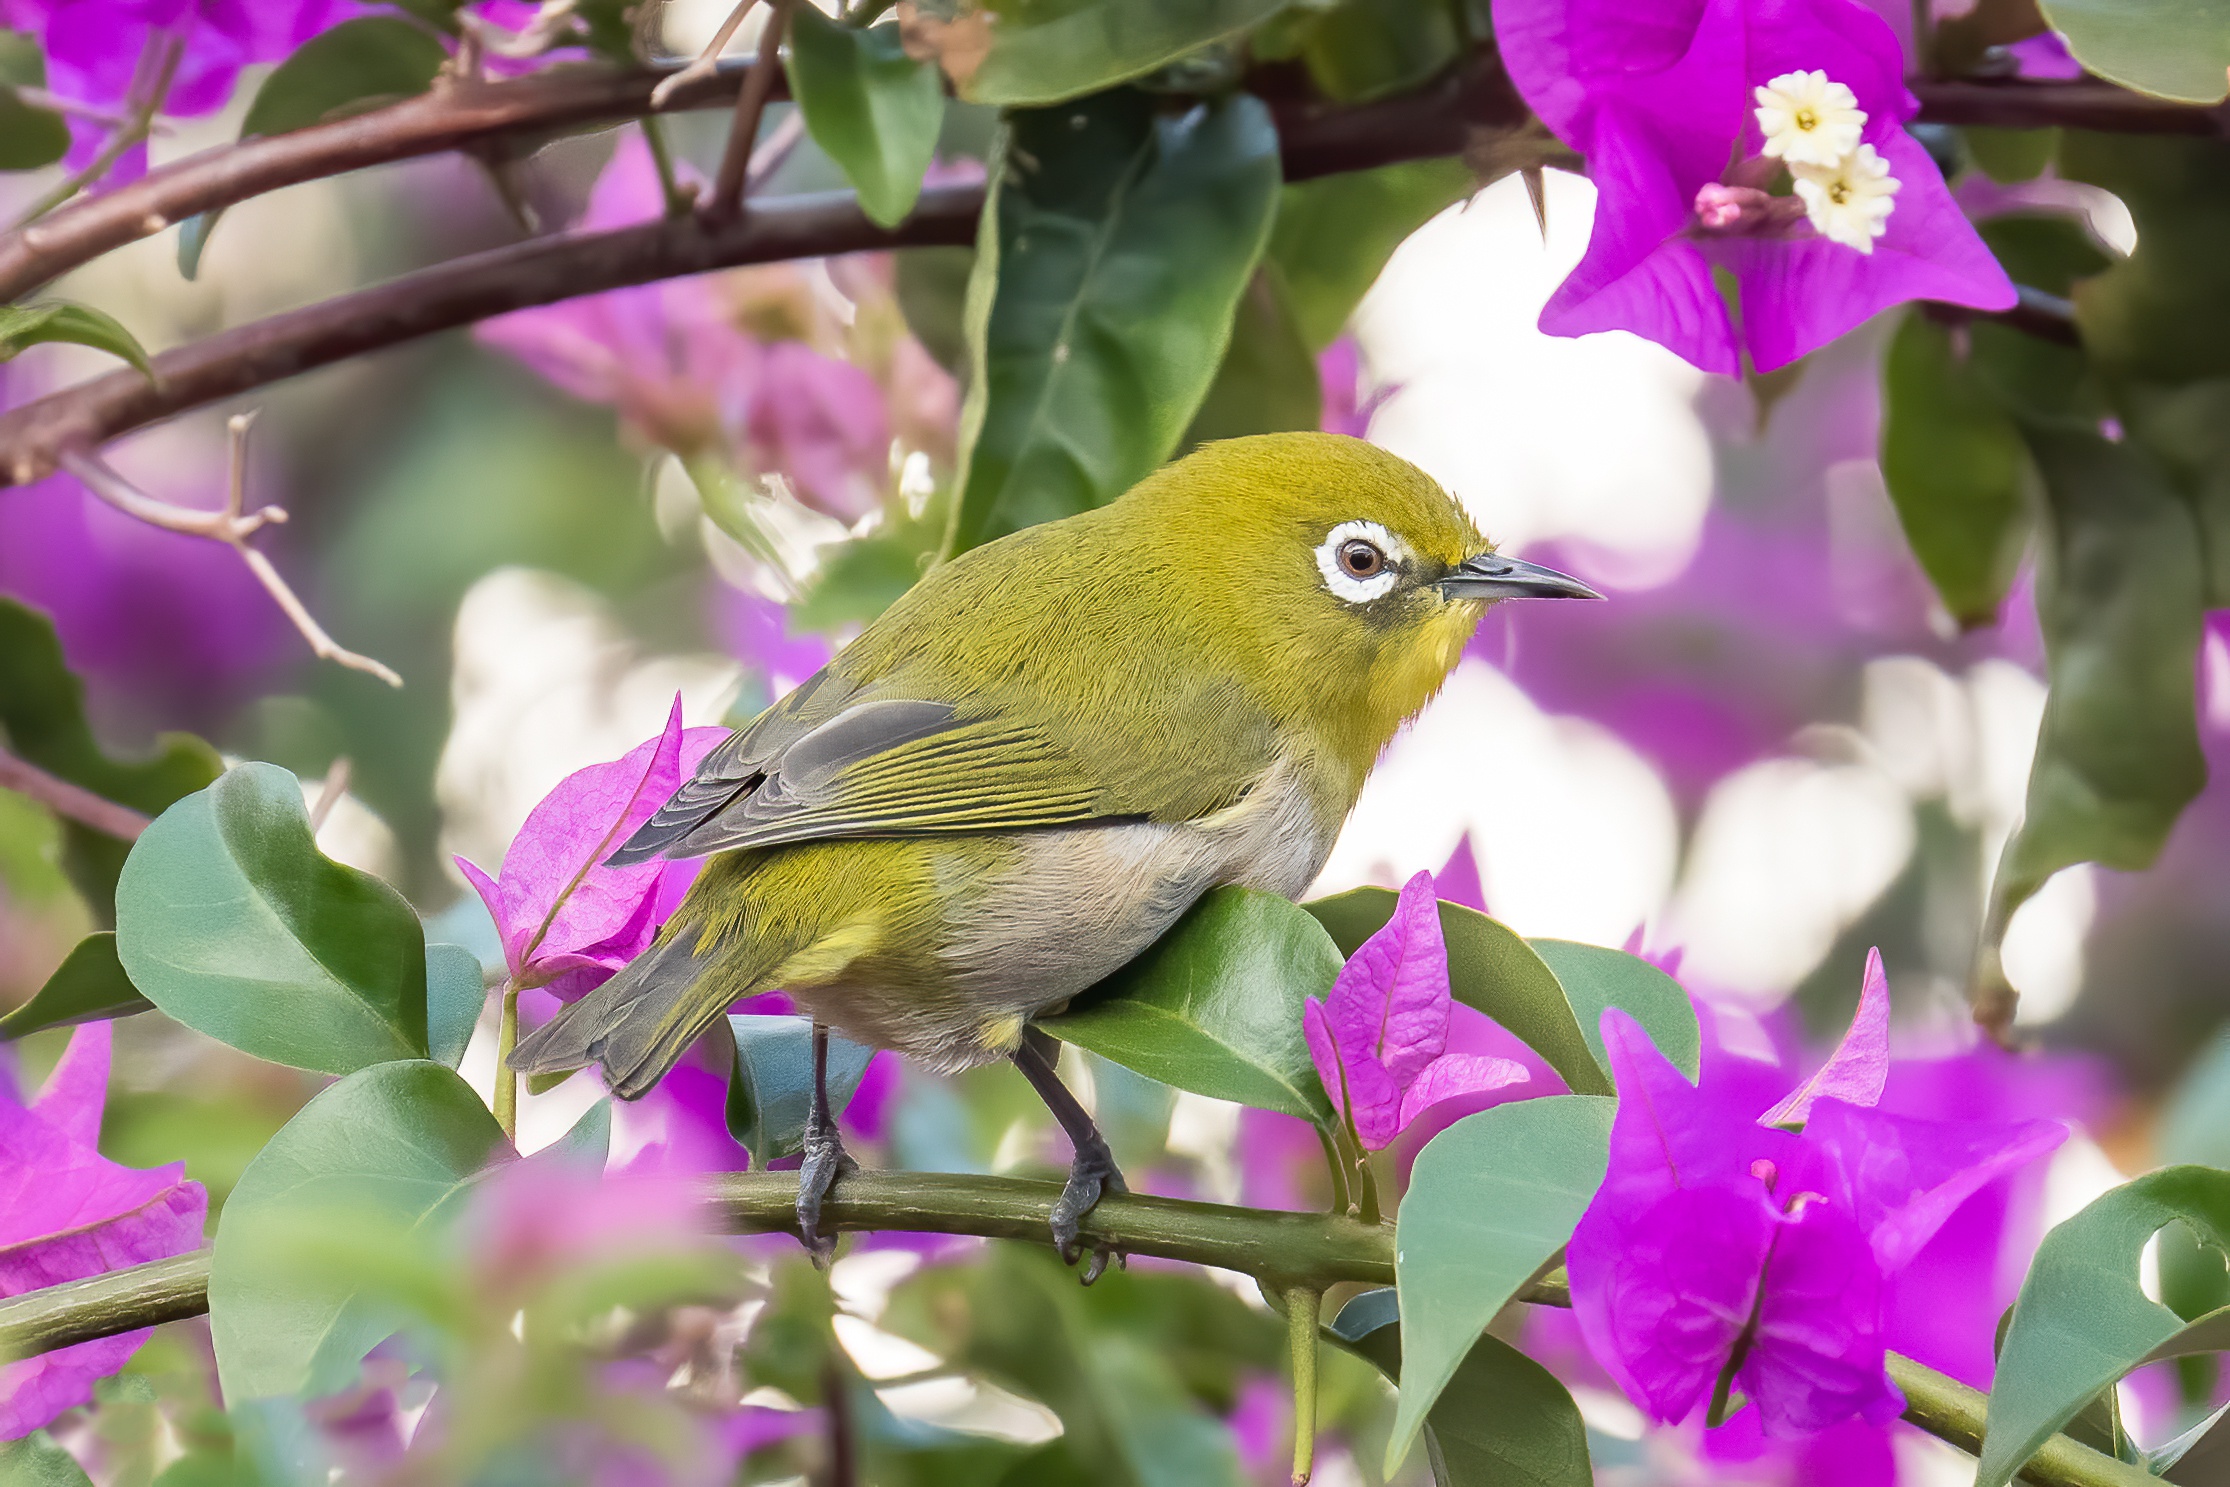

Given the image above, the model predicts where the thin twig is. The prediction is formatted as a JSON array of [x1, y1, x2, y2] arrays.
[[0, 747, 151, 841], [651, 0, 761, 111], [11, 32, 183, 230], [709, 0, 790, 217], [745, 108, 808, 194], [58, 431, 404, 688], [307, 757, 351, 831]]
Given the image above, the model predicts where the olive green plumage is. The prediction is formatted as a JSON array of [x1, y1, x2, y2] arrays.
[[510, 432, 1587, 1099]]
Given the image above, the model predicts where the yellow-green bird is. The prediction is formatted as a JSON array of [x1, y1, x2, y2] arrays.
[[510, 432, 1597, 1269]]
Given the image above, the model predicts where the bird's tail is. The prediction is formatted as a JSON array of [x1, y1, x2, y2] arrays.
[[509, 929, 734, 1100]]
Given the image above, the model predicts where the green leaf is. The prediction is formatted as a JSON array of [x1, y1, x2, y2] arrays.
[[1176, 267, 1321, 451], [0, 94, 68, 173], [209, 1060, 505, 1402], [1299, 0, 1466, 104], [1976, 214, 2111, 302], [0, 931, 149, 1038], [1987, 427, 2206, 959], [1965, 127, 2059, 184], [946, 88, 1279, 554], [546, 1098, 613, 1167], [1331, 1295, 1593, 1487], [2036, 0, 2230, 102], [0, 300, 154, 380], [1304, 889, 1613, 1097], [2060, 133, 2230, 383], [240, 18, 447, 137], [1980, 1166, 2230, 1486], [1044, 886, 1340, 1124], [726, 1014, 876, 1163], [116, 763, 431, 1074], [423, 943, 484, 1069], [1528, 939, 1699, 1084], [896, 246, 976, 378], [0, 599, 222, 923], [1386, 1095, 1614, 1474], [1268, 158, 1478, 351], [0, 1432, 95, 1487], [961, 0, 1291, 107], [787, 10, 943, 229], [1880, 312, 2036, 627], [2125, 379, 2230, 609]]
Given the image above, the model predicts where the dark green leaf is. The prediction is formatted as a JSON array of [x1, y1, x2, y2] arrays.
[[239, 18, 447, 138], [209, 1060, 505, 1402], [1880, 312, 2036, 627], [1305, 889, 1613, 1096], [0, 301, 154, 380], [961, 0, 1291, 107], [2061, 133, 2230, 382], [947, 89, 1279, 553], [1330, 1296, 1592, 1487], [0, 599, 222, 923], [1176, 268, 1321, 451], [1269, 158, 1478, 351], [1299, 0, 1466, 103], [1980, 1166, 2230, 1486], [1387, 1095, 1613, 1473], [1987, 428, 2206, 962], [0, 1432, 95, 1487], [116, 763, 431, 1074], [1965, 127, 2059, 184], [1529, 940, 1698, 1083], [0, 931, 149, 1038], [1045, 886, 1340, 1124], [792, 528, 931, 631], [0, 91, 69, 172], [787, 10, 943, 228], [423, 942, 484, 1069], [896, 246, 976, 377], [726, 1014, 876, 1163], [2036, 0, 2230, 102], [176, 212, 217, 282], [2126, 378, 2230, 609], [1976, 214, 2111, 302]]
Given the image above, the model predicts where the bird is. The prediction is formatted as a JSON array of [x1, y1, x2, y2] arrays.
[[509, 431, 1599, 1273]]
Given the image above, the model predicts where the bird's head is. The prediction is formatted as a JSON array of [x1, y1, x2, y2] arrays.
[[1115, 432, 1599, 766]]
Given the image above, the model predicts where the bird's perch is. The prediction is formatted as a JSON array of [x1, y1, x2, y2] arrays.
[[0, 1170, 2164, 1487]]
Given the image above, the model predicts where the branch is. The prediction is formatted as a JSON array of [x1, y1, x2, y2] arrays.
[[0, 747, 151, 840], [0, 1170, 2168, 1487]]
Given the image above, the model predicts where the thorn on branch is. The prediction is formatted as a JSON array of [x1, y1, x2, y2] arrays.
[[708, 0, 791, 218], [0, 746, 152, 841], [59, 422, 404, 689], [652, 0, 762, 111]]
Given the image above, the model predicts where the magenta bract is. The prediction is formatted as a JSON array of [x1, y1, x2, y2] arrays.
[[0, 1023, 207, 1441]]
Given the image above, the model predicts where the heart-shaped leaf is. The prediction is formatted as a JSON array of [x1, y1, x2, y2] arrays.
[[1386, 1095, 1614, 1474], [0, 932, 150, 1039], [210, 1060, 506, 1402], [786, 9, 943, 229], [116, 763, 429, 1074], [1045, 886, 1339, 1124], [726, 1015, 877, 1164]]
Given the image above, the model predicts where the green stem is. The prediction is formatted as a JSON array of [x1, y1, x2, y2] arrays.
[[1314, 1123, 1352, 1216], [639, 114, 692, 219], [493, 982, 520, 1140], [1287, 1285, 1321, 1485], [13, 32, 181, 229], [0, 1172, 2164, 1487]]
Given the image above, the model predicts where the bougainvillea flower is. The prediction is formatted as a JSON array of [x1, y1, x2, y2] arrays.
[[1759, 945, 1890, 1127], [1493, 0, 2015, 372], [1303, 871, 1528, 1150], [1, 1023, 207, 1440], [457, 696, 726, 1003], [1567, 981, 2065, 1437]]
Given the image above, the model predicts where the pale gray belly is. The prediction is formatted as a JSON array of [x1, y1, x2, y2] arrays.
[[936, 756, 1331, 1022]]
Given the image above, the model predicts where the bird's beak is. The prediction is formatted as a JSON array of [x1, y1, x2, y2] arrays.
[[1440, 551, 1604, 602]]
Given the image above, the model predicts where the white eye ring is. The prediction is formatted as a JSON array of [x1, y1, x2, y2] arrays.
[[1316, 520, 1404, 604]]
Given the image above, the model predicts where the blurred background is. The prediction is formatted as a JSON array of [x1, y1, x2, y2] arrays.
[[3, 4, 2226, 1479]]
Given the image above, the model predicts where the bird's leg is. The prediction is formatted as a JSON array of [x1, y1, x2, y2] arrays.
[[1012, 1027, 1127, 1283], [797, 1022, 856, 1264]]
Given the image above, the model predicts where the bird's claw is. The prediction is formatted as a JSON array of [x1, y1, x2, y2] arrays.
[[796, 1125, 857, 1266], [1051, 1146, 1126, 1284]]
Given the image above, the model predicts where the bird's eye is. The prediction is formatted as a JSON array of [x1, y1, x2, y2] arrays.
[[1337, 539, 1386, 579]]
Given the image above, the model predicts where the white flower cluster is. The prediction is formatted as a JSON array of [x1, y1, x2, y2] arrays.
[[1754, 69, 1899, 253]]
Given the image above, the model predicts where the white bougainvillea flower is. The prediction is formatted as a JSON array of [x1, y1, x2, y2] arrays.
[[1793, 143, 1901, 253], [1754, 69, 1867, 168]]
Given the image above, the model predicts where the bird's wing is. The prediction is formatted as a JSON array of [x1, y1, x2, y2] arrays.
[[610, 671, 1279, 863]]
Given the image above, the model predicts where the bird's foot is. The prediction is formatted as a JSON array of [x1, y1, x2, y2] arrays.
[[796, 1124, 857, 1266], [1051, 1144, 1127, 1285]]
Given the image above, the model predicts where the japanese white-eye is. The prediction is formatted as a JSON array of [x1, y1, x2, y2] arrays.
[[511, 431, 1597, 1262]]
